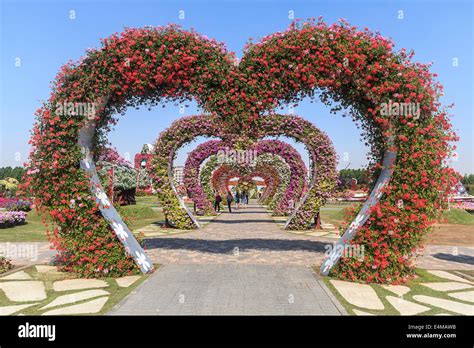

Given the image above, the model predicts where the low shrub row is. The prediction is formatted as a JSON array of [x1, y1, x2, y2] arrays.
[[0, 211, 27, 228]]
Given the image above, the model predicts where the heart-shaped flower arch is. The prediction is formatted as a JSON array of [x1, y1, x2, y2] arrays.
[[183, 139, 311, 217], [27, 20, 458, 283], [201, 153, 291, 210], [151, 114, 337, 230], [208, 156, 295, 212]]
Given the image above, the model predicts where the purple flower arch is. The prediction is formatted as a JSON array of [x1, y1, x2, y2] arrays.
[[151, 113, 337, 230], [210, 163, 282, 205], [183, 139, 308, 216]]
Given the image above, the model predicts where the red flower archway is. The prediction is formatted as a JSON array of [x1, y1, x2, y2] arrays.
[[27, 20, 457, 283]]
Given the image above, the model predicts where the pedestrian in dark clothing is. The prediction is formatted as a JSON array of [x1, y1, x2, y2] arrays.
[[214, 192, 222, 212], [226, 192, 234, 213], [235, 191, 241, 208]]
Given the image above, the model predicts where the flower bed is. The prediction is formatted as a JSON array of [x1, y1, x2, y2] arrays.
[[454, 201, 474, 212], [3, 199, 32, 212], [0, 211, 27, 228]]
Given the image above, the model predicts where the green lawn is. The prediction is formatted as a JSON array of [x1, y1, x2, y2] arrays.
[[321, 205, 474, 226], [0, 196, 165, 242], [320, 204, 356, 226], [119, 203, 165, 230], [0, 209, 48, 242], [441, 208, 474, 225]]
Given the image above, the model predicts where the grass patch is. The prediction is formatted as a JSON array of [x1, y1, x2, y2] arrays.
[[441, 208, 474, 225], [0, 197, 166, 242], [134, 195, 161, 207], [0, 210, 48, 242], [119, 205, 165, 231], [320, 204, 357, 227]]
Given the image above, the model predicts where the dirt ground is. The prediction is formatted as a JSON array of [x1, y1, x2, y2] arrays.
[[423, 224, 474, 246]]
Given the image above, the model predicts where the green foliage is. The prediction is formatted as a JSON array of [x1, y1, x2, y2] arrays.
[[97, 162, 137, 191], [461, 174, 474, 185], [441, 208, 474, 225], [339, 169, 369, 185], [0, 167, 25, 182]]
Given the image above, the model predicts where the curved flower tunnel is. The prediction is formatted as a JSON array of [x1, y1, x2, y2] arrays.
[[26, 21, 458, 283]]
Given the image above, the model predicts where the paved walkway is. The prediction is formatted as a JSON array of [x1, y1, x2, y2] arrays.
[[416, 245, 474, 271], [4, 202, 473, 315], [110, 264, 346, 315], [4, 203, 473, 271], [144, 203, 330, 265], [112, 203, 347, 315]]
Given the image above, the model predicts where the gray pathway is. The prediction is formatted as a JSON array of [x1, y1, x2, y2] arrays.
[[143, 202, 330, 265], [110, 264, 346, 315], [111, 203, 346, 315]]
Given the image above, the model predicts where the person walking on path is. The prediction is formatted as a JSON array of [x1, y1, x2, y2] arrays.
[[235, 191, 241, 209], [214, 192, 222, 213], [242, 191, 248, 208], [226, 192, 234, 213]]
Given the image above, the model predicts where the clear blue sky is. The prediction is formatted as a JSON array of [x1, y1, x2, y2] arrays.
[[1, 0, 473, 174]]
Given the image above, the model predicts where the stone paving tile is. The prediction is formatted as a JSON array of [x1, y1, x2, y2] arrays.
[[115, 275, 141, 288], [353, 309, 374, 316], [35, 265, 57, 273], [0, 303, 38, 315], [386, 296, 430, 315], [448, 290, 474, 303], [41, 289, 110, 310], [53, 279, 108, 292], [330, 280, 384, 310], [0, 271, 32, 280], [413, 295, 474, 315], [110, 264, 346, 315], [42, 296, 109, 315], [427, 270, 473, 284], [381, 285, 411, 297], [420, 282, 473, 292], [0, 281, 47, 302]]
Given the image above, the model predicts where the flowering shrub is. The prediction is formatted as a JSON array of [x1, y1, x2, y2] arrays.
[[0, 198, 23, 208], [0, 256, 13, 274], [184, 140, 224, 215], [98, 147, 132, 167], [454, 201, 474, 212], [4, 199, 32, 212], [27, 20, 458, 282], [0, 178, 19, 197], [0, 211, 27, 228]]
